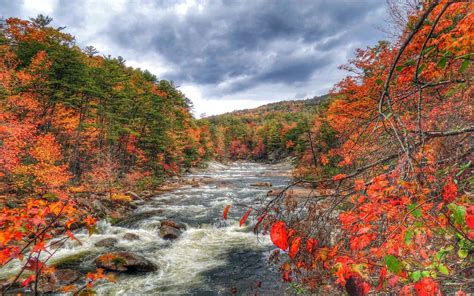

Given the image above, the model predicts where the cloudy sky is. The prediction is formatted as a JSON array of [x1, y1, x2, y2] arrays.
[[1, 0, 390, 117]]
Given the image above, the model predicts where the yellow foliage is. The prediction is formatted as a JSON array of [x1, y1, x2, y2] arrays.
[[111, 193, 132, 203]]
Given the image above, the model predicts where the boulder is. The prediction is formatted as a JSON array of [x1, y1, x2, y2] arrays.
[[95, 252, 157, 272], [160, 219, 186, 230], [250, 182, 272, 187], [38, 269, 81, 293], [125, 191, 142, 200], [94, 237, 118, 247], [123, 233, 140, 241], [159, 225, 182, 240]]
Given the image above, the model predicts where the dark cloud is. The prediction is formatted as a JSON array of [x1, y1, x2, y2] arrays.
[[0, 0, 389, 105], [100, 0, 387, 96]]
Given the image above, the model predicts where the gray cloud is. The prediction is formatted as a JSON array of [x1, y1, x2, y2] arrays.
[[0, 0, 389, 110], [0, 0, 23, 19], [100, 0, 387, 96]]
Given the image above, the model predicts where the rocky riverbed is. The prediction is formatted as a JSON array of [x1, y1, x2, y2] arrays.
[[0, 161, 297, 295]]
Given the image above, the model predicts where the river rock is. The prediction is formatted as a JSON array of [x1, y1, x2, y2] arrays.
[[92, 200, 110, 216], [140, 190, 154, 198], [95, 252, 158, 272], [94, 237, 118, 247], [123, 233, 140, 241], [38, 269, 81, 293], [159, 225, 182, 240], [160, 219, 186, 230], [125, 191, 142, 200], [267, 190, 280, 196], [250, 182, 272, 187]]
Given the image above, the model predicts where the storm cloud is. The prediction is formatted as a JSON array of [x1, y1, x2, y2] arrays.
[[0, 0, 389, 116]]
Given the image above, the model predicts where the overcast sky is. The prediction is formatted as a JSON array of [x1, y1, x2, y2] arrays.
[[1, 0, 389, 117]]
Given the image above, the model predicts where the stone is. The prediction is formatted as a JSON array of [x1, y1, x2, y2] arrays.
[[38, 269, 81, 293], [159, 225, 182, 240], [140, 190, 154, 198], [160, 219, 186, 230], [250, 182, 272, 187], [125, 191, 142, 200], [94, 237, 118, 247], [92, 200, 109, 216], [95, 252, 157, 272], [123, 233, 140, 241]]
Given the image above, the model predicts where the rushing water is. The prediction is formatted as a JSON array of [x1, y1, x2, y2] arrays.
[[2, 161, 293, 295]]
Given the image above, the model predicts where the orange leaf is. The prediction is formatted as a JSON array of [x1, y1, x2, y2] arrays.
[[239, 209, 251, 226], [270, 221, 288, 250], [332, 173, 347, 181], [62, 285, 77, 293], [223, 204, 231, 220]]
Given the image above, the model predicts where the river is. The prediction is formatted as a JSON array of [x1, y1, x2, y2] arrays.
[[3, 161, 293, 295]]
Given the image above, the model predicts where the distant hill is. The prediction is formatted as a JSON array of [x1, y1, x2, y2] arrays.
[[200, 95, 330, 161], [206, 94, 329, 120]]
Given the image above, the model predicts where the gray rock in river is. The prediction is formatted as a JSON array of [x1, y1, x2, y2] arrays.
[[95, 252, 158, 272], [94, 237, 118, 247], [159, 225, 182, 240], [160, 219, 187, 230], [123, 233, 140, 241]]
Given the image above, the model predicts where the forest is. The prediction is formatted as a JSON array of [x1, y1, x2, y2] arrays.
[[0, 0, 473, 295]]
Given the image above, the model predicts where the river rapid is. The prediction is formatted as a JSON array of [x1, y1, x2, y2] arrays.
[[2, 161, 293, 295]]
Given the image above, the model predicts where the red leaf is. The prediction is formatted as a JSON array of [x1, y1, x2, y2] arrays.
[[25, 258, 43, 271], [282, 271, 291, 282], [442, 180, 457, 202], [253, 214, 266, 233], [270, 221, 288, 250], [289, 237, 301, 259], [466, 206, 474, 230], [22, 275, 35, 287], [306, 238, 318, 254], [223, 205, 231, 220], [414, 277, 440, 296], [239, 209, 251, 226]]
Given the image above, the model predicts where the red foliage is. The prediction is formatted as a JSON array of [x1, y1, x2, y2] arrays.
[[270, 221, 289, 251]]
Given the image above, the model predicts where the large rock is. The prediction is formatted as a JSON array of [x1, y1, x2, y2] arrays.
[[160, 219, 186, 230], [95, 252, 157, 272], [94, 237, 118, 247], [159, 225, 182, 240], [38, 269, 81, 293], [250, 182, 272, 187]]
